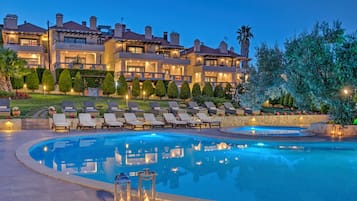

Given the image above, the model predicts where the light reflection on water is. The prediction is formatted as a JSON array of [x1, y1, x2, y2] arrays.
[[30, 132, 357, 201]]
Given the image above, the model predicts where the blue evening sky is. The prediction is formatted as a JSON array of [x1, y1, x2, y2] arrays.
[[1, 0, 356, 61]]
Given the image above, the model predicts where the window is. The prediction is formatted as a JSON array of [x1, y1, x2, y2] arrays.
[[65, 57, 86, 64], [127, 66, 144, 72], [205, 59, 217, 66], [127, 46, 144, 54], [22, 58, 39, 65], [64, 37, 86, 44], [20, 39, 38, 46], [204, 76, 217, 83]]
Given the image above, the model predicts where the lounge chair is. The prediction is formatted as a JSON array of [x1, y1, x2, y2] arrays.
[[128, 102, 145, 116], [223, 102, 239, 115], [0, 98, 11, 116], [124, 113, 145, 130], [143, 113, 165, 128], [62, 101, 77, 117], [197, 113, 221, 128], [83, 101, 99, 117], [149, 102, 168, 115], [107, 102, 124, 117], [103, 113, 124, 129], [177, 113, 204, 128], [163, 113, 187, 128], [168, 101, 186, 115], [187, 101, 208, 114], [52, 113, 70, 132], [204, 101, 225, 116], [77, 113, 96, 130]]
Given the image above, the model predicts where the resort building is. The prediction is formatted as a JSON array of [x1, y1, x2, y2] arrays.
[[49, 13, 105, 70], [1, 13, 249, 87], [1, 14, 48, 68], [103, 24, 191, 84], [181, 39, 248, 87]]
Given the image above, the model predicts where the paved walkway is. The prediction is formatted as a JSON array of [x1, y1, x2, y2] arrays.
[[0, 130, 113, 201]]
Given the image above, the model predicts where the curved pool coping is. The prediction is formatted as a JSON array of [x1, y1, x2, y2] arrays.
[[220, 126, 315, 137], [15, 133, 211, 201]]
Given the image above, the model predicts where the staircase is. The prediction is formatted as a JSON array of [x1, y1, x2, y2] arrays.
[[22, 119, 50, 130]]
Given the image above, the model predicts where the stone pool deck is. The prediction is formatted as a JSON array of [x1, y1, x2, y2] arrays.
[[2, 127, 356, 201]]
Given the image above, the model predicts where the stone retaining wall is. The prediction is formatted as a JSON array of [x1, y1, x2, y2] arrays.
[[218, 114, 329, 128], [0, 115, 330, 131], [307, 123, 357, 136]]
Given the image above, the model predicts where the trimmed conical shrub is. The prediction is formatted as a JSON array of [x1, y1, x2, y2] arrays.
[[58, 69, 72, 94]]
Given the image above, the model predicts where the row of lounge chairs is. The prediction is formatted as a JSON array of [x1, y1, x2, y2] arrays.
[[61, 100, 242, 117], [52, 112, 221, 132]]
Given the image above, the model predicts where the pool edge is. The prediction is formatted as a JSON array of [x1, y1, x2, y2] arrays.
[[15, 135, 213, 201]]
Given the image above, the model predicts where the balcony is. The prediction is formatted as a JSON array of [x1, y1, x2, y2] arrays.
[[3, 44, 44, 52], [202, 65, 237, 73], [55, 62, 106, 70], [117, 71, 165, 81], [53, 42, 104, 52], [163, 57, 190, 65], [115, 52, 163, 60], [169, 75, 192, 83]]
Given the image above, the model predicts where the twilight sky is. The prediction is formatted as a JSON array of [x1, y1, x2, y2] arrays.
[[1, 0, 356, 61]]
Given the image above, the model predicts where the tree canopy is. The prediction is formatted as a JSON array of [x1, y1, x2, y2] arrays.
[[0, 47, 29, 91], [284, 21, 357, 124], [237, 21, 356, 124]]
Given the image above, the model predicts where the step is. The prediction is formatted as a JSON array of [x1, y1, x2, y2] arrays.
[[22, 119, 50, 130]]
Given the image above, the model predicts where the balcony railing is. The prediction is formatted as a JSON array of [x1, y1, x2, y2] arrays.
[[115, 52, 163, 60], [162, 57, 190, 65], [4, 44, 44, 52], [117, 71, 165, 81], [55, 62, 106, 70], [169, 75, 192, 83], [53, 42, 104, 52], [202, 65, 237, 73]]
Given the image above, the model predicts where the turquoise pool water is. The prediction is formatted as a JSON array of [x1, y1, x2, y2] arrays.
[[29, 132, 357, 201], [222, 126, 311, 136]]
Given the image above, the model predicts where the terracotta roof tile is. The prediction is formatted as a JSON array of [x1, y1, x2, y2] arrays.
[[116, 30, 182, 48], [183, 44, 245, 58], [6, 23, 46, 33], [51, 21, 99, 33]]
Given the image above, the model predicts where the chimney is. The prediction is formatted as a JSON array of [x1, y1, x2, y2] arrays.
[[194, 39, 201, 52], [4, 14, 18, 29], [170, 32, 180, 45], [82, 21, 87, 26], [114, 23, 123, 38], [219, 41, 228, 53], [56, 13, 63, 27], [89, 16, 97, 30], [163, 32, 168, 41], [145, 26, 152, 39]]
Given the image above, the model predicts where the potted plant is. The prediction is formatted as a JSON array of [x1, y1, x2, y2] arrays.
[[12, 106, 21, 117], [48, 106, 57, 117]]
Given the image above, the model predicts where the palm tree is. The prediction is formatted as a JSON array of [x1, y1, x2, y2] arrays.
[[237, 25, 253, 69], [0, 47, 28, 91]]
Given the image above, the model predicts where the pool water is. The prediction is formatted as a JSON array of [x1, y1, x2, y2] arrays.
[[222, 126, 311, 136], [30, 132, 357, 201]]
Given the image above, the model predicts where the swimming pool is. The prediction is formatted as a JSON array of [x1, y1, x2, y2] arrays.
[[222, 126, 312, 137], [29, 132, 357, 201]]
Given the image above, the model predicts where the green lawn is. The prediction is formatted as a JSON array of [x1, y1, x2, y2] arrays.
[[10, 93, 170, 117]]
